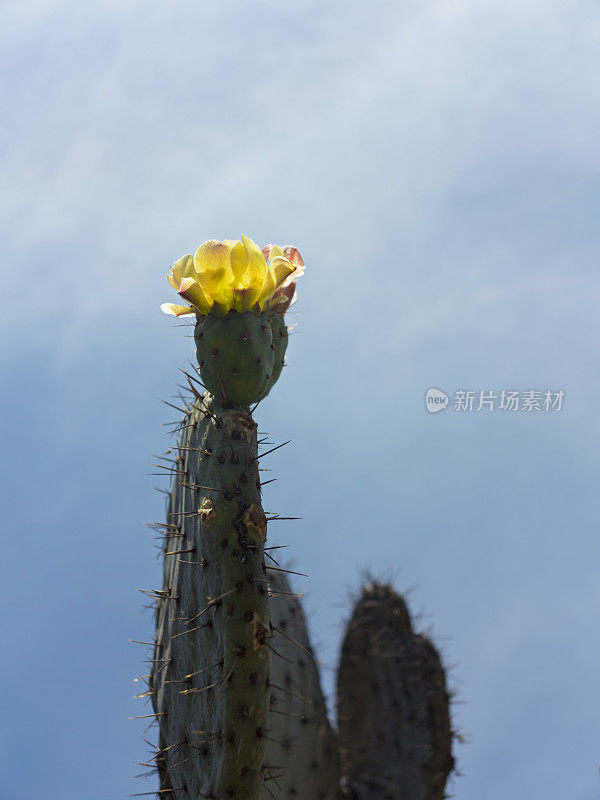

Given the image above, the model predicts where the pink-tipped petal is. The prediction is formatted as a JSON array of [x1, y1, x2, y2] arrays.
[[282, 246, 304, 269], [270, 281, 296, 313]]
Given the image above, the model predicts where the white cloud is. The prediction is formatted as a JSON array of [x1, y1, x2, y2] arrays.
[[1, 0, 599, 365]]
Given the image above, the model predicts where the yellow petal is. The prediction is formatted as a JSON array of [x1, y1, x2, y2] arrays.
[[258, 271, 277, 307], [196, 267, 234, 310], [193, 240, 235, 310], [232, 234, 267, 310], [241, 234, 267, 285], [178, 276, 213, 315], [257, 256, 296, 308], [161, 302, 196, 317], [167, 254, 195, 290], [266, 244, 284, 261], [268, 255, 295, 286], [194, 240, 234, 276], [229, 239, 249, 283]]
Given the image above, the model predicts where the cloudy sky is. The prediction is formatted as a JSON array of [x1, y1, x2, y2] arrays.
[[1, 1, 599, 798]]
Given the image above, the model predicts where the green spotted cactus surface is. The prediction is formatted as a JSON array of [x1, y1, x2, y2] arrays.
[[263, 311, 289, 395], [194, 311, 274, 406], [151, 395, 271, 800], [193, 306, 290, 407]]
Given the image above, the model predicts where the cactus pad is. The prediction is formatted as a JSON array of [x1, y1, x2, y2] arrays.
[[262, 312, 288, 397], [194, 312, 274, 406], [262, 569, 340, 799], [151, 394, 271, 800], [337, 583, 453, 800]]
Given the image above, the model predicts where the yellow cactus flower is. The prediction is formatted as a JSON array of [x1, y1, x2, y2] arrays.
[[161, 235, 304, 318]]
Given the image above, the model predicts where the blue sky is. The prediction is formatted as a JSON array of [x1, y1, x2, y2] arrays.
[[1, 1, 599, 798]]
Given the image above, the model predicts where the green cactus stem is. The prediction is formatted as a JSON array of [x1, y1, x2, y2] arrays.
[[151, 393, 271, 800], [336, 583, 453, 800]]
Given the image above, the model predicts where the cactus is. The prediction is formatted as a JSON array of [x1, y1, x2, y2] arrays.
[[263, 568, 339, 800], [151, 393, 271, 799], [336, 583, 454, 800], [148, 237, 303, 800], [144, 236, 455, 800]]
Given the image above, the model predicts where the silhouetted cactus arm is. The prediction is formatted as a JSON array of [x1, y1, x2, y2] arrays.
[[336, 584, 453, 800], [262, 569, 340, 800]]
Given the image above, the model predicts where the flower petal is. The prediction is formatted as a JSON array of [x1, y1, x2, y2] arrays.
[[257, 271, 277, 307], [193, 240, 236, 311], [161, 302, 196, 317], [268, 255, 295, 287], [194, 240, 234, 277], [282, 246, 304, 269], [236, 234, 267, 310], [264, 244, 285, 262], [242, 234, 268, 278], [270, 281, 297, 314], [178, 276, 213, 315], [167, 254, 195, 290], [229, 239, 249, 283], [257, 257, 290, 307]]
